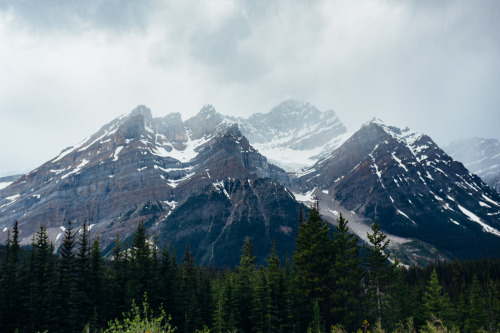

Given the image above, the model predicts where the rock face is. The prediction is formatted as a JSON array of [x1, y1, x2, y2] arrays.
[[232, 100, 349, 172], [1, 103, 500, 266], [444, 138, 500, 194], [295, 119, 500, 260], [0, 105, 295, 264], [156, 178, 299, 266]]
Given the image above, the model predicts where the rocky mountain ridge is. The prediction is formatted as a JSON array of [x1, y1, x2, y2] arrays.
[[0, 104, 294, 263], [292, 119, 500, 261], [444, 137, 500, 194], [1, 102, 499, 265]]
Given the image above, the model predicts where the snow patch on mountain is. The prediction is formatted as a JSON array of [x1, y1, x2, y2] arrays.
[[457, 204, 500, 236]]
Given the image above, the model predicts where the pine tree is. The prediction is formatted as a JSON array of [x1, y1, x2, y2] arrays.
[[214, 270, 237, 332], [130, 221, 153, 301], [88, 236, 104, 330], [57, 220, 79, 332], [235, 237, 257, 332], [485, 277, 500, 333], [159, 242, 181, 325], [293, 204, 332, 328], [282, 255, 299, 333], [465, 274, 487, 332], [421, 269, 452, 326], [331, 212, 363, 330], [109, 234, 130, 320], [385, 267, 417, 331], [0, 222, 21, 332], [181, 242, 200, 333], [75, 220, 92, 329], [364, 223, 396, 326], [252, 265, 270, 333], [33, 224, 57, 332], [266, 241, 283, 332]]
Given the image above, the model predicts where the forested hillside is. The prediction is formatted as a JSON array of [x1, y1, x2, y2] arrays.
[[1, 208, 499, 333]]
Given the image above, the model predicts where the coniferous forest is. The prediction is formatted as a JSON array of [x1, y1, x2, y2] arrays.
[[1, 206, 500, 333]]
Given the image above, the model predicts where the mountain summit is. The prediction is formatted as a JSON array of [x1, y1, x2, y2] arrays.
[[1, 102, 499, 265], [294, 120, 500, 262]]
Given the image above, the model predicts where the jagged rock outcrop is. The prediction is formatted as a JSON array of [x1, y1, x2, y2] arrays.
[[294, 119, 500, 260], [0, 105, 293, 262]]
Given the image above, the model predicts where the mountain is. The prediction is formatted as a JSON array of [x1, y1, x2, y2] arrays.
[[0, 105, 297, 264], [0, 174, 22, 190], [444, 137, 500, 194], [232, 100, 349, 172], [293, 119, 500, 262], [1, 102, 500, 266]]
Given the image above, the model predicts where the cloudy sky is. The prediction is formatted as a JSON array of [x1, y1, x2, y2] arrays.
[[0, 0, 499, 176]]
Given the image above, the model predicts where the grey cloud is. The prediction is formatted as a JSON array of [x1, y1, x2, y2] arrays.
[[0, 0, 159, 32]]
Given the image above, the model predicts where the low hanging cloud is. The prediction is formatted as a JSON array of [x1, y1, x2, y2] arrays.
[[0, 0, 499, 174]]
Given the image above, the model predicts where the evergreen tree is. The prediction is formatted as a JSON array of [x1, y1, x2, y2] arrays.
[[88, 236, 105, 330], [330, 212, 363, 330], [159, 242, 181, 326], [181, 242, 200, 333], [213, 270, 238, 332], [109, 234, 131, 320], [252, 265, 269, 333], [485, 277, 500, 333], [266, 241, 283, 332], [385, 267, 418, 331], [32, 224, 57, 332], [75, 220, 92, 330], [293, 203, 332, 328], [0, 222, 21, 332], [282, 255, 299, 333], [57, 221, 79, 332], [465, 274, 487, 332], [130, 221, 153, 302], [235, 237, 257, 332], [364, 223, 396, 325], [421, 269, 452, 326]]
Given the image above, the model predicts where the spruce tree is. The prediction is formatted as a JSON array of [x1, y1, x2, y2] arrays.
[[465, 274, 487, 332], [485, 277, 500, 333], [421, 269, 452, 326], [130, 221, 153, 301], [57, 220, 79, 332], [181, 242, 200, 333], [235, 237, 257, 332], [88, 236, 104, 330], [252, 265, 269, 333], [266, 241, 283, 332], [364, 223, 396, 325], [33, 224, 57, 332], [293, 203, 332, 328], [331, 212, 363, 330], [76, 220, 91, 329], [0, 222, 21, 332]]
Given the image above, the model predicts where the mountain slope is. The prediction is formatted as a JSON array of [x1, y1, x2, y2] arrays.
[[230, 100, 349, 172], [0, 105, 294, 262], [295, 119, 500, 260], [444, 137, 500, 194]]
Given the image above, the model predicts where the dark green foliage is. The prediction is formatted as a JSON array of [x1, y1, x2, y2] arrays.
[[364, 223, 397, 325], [1, 215, 500, 332], [235, 237, 257, 332], [181, 243, 201, 333], [330, 212, 363, 330], [293, 205, 333, 328], [421, 269, 452, 325], [0, 221, 21, 332]]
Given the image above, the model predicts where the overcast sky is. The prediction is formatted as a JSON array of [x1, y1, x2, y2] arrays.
[[0, 0, 499, 176]]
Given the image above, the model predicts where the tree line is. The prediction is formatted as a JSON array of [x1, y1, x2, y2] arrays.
[[0, 205, 499, 332]]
